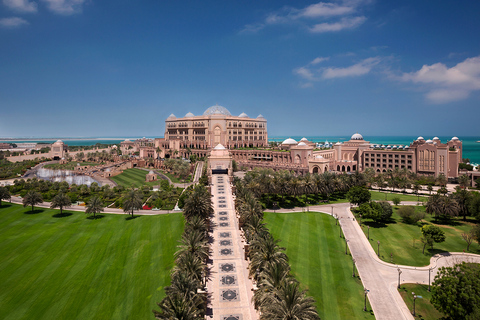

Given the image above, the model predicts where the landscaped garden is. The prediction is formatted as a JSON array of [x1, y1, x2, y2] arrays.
[[264, 211, 374, 320], [43, 161, 98, 170], [398, 284, 444, 320], [0, 203, 184, 320], [110, 168, 165, 188], [359, 207, 480, 266], [370, 190, 427, 203]]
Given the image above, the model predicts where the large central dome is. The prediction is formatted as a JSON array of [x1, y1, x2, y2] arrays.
[[203, 105, 231, 116]]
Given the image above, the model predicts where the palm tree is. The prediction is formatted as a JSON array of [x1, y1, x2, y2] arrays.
[[50, 193, 72, 215], [458, 174, 470, 189], [22, 190, 43, 212], [436, 173, 447, 187], [427, 185, 433, 195], [172, 251, 205, 284], [261, 281, 319, 320], [183, 185, 212, 220], [86, 196, 104, 219], [253, 262, 294, 310], [0, 186, 11, 206], [426, 194, 443, 220], [153, 294, 202, 320], [454, 189, 471, 221], [122, 188, 143, 217], [176, 229, 209, 262], [441, 196, 460, 220], [249, 234, 289, 280], [412, 182, 422, 202]]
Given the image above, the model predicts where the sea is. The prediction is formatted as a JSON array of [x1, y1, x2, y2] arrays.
[[2, 136, 480, 166]]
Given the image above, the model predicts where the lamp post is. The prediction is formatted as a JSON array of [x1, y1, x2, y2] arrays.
[[352, 258, 356, 277], [367, 226, 370, 240], [377, 241, 380, 258], [397, 268, 402, 289], [339, 220, 342, 238], [428, 267, 433, 292], [345, 239, 349, 255], [363, 288, 369, 311]]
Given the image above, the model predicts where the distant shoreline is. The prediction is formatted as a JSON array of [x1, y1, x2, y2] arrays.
[[0, 138, 135, 142]]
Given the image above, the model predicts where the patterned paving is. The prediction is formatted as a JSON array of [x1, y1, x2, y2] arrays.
[[206, 174, 258, 320]]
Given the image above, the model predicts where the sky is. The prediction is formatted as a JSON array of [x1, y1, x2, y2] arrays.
[[1, 0, 479, 138]]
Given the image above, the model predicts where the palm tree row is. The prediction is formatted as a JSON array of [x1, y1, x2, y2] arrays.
[[153, 185, 213, 319], [235, 183, 320, 319], [241, 168, 366, 208]]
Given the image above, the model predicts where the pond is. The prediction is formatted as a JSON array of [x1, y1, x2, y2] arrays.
[[36, 168, 100, 186]]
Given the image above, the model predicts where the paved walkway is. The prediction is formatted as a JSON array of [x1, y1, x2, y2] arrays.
[[206, 174, 258, 320], [268, 202, 480, 320]]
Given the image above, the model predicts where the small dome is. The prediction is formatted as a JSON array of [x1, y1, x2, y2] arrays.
[[125, 139, 130, 142], [167, 113, 176, 119], [55, 140, 63, 143], [433, 137, 440, 141], [203, 105, 231, 116], [351, 133, 364, 140], [300, 137, 308, 142], [239, 112, 248, 118], [149, 170, 154, 174], [185, 112, 194, 117], [214, 144, 226, 150], [106, 168, 111, 172], [426, 139, 433, 144], [451, 137, 459, 141], [282, 138, 297, 145], [417, 136, 424, 141], [335, 142, 342, 145], [257, 114, 265, 119], [298, 142, 307, 146]]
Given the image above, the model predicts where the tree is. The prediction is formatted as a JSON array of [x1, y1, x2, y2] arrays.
[[378, 201, 393, 221], [472, 224, 480, 246], [431, 262, 480, 319], [459, 174, 470, 189], [462, 229, 475, 251], [85, 196, 104, 219], [412, 182, 422, 201], [357, 202, 381, 222], [22, 190, 43, 212], [183, 185, 213, 220], [421, 224, 446, 251], [392, 196, 401, 206], [427, 184, 433, 195], [122, 188, 143, 217], [454, 189, 471, 221], [50, 193, 72, 215], [0, 186, 11, 206], [397, 206, 425, 224], [346, 186, 371, 206]]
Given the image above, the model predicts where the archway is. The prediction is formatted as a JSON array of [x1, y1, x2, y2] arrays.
[[214, 126, 221, 145], [295, 154, 301, 164], [342, 165, 345, 172], [312, 166, 319, 174], [337, 165, 340, 171]]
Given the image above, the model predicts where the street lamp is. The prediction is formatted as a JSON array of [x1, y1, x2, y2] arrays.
[[412, 292, 422, 316], [367, 226, 370, 240], [397, 268, 402, 289], [363, 288, 369, 311], [377, 241, 380, 258], [352, 258, 356, 277], [428, 267, 433, 292], [345, 239, 349, 255], [339, 220, 342, 238]]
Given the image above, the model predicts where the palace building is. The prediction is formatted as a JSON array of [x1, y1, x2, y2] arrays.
[[121, 105, 463, 178]]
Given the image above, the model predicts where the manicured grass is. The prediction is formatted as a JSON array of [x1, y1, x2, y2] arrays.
[[156, 170, 191, 184], [398, 283, 444, 320], [370, 190, 427, 203], [359, 208, 480, 266], [110, 168, 162, 188], [44, 161, 98, 170], [0, 203, 184, 320], [264, 211, 374, 320]]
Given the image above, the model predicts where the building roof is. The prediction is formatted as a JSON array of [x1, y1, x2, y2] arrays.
[[167, 113, 176, 119], [282, 138, 297, 145], [185, 112, 194, 117], [426, 139, 434, 144], [298, 142, 307, 146], [351, 133, 364, 140], [257, 114, 265, 119], [451, 136, 459, 141], [239, 112, 248, 118], [300, 137, 308, 142], [203, 105, 231, 116], [417, 136, 425, 141]]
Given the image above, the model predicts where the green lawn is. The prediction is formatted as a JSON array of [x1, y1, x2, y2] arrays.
[[0, 203, 184, 320], [110, 168, 163, 188], [44, 161, 98, 170], [264, 211, 374, 320], [398, 284, 444, 320], [359, 208, 480, 266], [155, 170, 191, 184], [370, 190, 427, 203]]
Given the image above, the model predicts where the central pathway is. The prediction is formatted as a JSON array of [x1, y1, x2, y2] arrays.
[[206, 174, 259, 320]]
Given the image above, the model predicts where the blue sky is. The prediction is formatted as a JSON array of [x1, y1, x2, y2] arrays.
[[1, 0, 479, 138]]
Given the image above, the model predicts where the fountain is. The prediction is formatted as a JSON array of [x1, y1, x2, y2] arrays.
[[36, 168, 100, 186]]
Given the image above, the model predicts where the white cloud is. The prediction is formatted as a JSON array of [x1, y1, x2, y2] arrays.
[[240, 0, 369, 34], [41, 0, 87, 15], [309, 16, 366, 33], [322, 57, 379, 78], [401, 56, 480, 103], [294, 56, 381, 87], [0, 16, 28, 27], [3, 0, 37, 12], [311, 56, 329, 65]]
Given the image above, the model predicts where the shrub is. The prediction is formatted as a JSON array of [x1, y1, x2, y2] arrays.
[[397, 206, 425, 224], [392, 197, 401, 206], [378, 201, 393, 221]]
